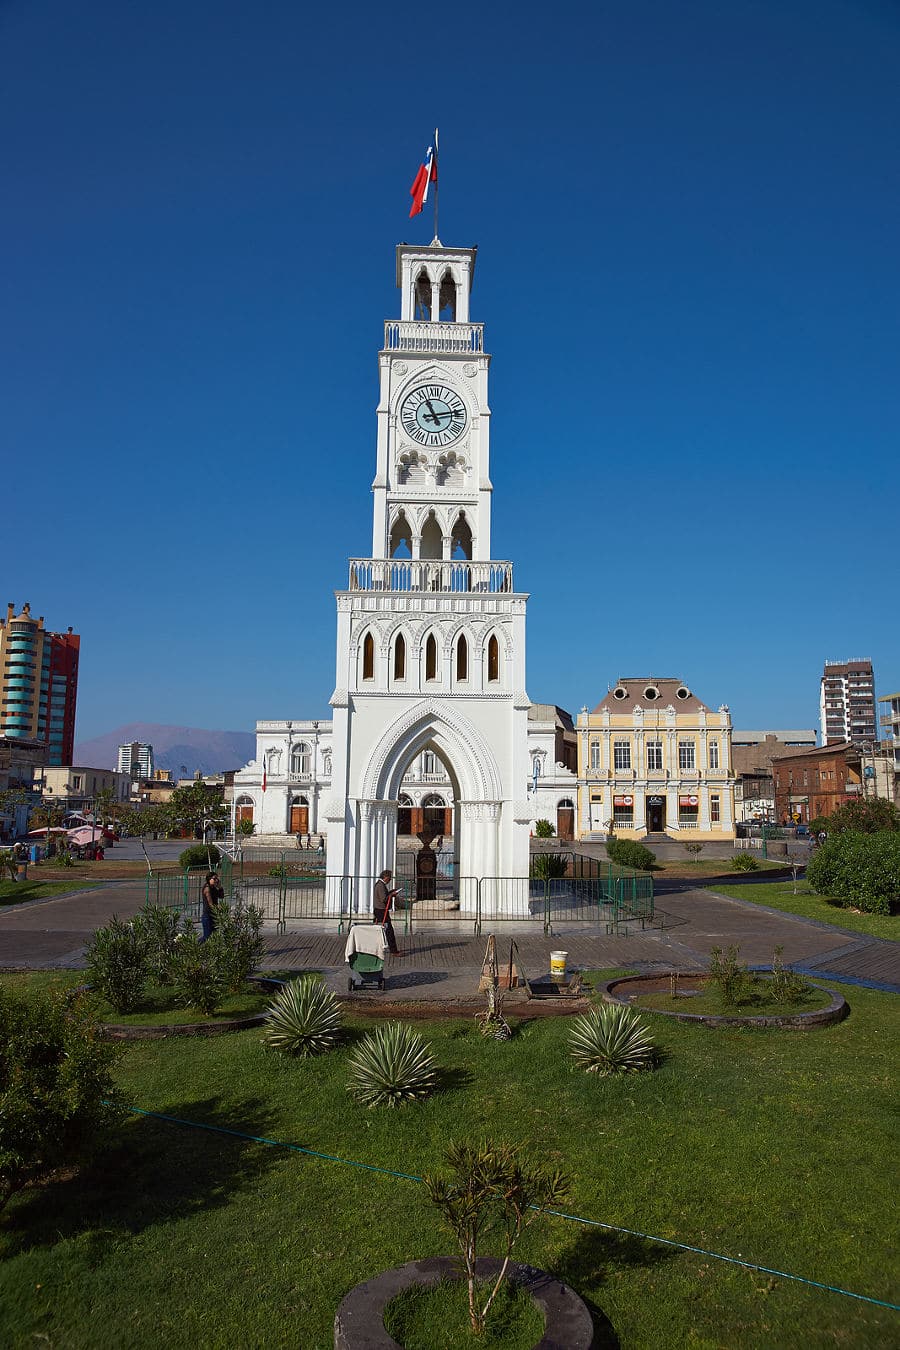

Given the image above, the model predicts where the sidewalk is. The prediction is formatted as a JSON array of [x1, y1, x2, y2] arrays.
[[1, 877, 897, 995]]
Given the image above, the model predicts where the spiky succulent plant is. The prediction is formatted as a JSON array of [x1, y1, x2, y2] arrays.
[[569, 1003, 657, 1076], [262, 976, 342, 1057], [347, 1022, 438, 1107]]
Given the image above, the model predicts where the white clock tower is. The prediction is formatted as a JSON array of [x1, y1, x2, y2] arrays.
[[324, 241, 531, 903]]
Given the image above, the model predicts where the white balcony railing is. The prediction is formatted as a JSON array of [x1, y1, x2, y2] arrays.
[[348, 558, 513, 595], [384, 321, 484, 354]]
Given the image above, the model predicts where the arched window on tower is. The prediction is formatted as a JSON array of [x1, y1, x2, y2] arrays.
[[487, 634, 500, 683], [393, 634, 406, 681], [389, 510, 413, 554], [420, 511, 443, 560], [450, 512, 473, 560], [414, 268, 432, 320], [362, 632, 375, 681], [456, 634, 468, 682], [438, 269, 457, 321], [425, 633, 438, 682]]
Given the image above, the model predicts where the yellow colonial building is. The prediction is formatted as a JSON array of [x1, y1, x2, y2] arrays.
[[576, 677, 736, 841]]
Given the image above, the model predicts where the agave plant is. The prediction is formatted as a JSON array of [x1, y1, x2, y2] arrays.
[[263, 976, 342, 1057], [347, 1022, 437, 1107], [569, 1004, 657, 1076]]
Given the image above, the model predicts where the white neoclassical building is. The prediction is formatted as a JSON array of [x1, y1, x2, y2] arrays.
[[233, 240, 578, 894]]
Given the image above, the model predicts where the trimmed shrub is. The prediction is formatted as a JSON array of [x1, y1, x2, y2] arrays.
[[167, 929, 227, 1015], [178, 843, 221, 870], [530, 852, 568, 880], [807, 831, 900, 915], [210, 899, 264, 992], [85, 916, 149, 1014], [569, 1004, 657, 1075], [533, 819, 555, 838], [236, 818, 256, 837], [348, 1023, 437, 1108], [606, 838, 656, 871], [133, 905, 185, 986], [263, 976, 342, 1056], [730, 852, 760, 871], [0, 986, 121, 1217]]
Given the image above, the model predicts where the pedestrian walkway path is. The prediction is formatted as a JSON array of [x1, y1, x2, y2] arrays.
[[1, 877, 897, 995]]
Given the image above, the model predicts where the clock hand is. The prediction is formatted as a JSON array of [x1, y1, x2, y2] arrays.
[[422, 400, 444, 424]]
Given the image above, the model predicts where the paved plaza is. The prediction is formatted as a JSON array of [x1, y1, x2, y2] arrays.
[[1, 876, 897, 996]]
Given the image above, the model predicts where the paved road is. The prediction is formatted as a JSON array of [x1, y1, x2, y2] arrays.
[[1, 877, 897, 994]]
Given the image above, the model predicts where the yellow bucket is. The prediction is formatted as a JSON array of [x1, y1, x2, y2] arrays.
[[550, 951, 567, 978]]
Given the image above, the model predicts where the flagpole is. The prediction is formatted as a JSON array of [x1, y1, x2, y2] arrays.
[[433, 127, 439, 243]]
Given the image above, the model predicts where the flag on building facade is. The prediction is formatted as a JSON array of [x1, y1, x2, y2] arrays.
[[261, 757, 267, 793], [409, 134, 438, 217]]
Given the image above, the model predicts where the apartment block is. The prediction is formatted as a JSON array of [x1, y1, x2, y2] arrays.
[[0, 602, 80, 766], [118, 741, 154, 779], [820, 659, 876, 745]]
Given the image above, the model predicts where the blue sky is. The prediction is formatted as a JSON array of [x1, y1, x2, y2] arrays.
[[3, 0, 898, 743]]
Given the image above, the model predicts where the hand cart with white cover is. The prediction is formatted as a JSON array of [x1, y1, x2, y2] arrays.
[[345, 923, 388, 991]]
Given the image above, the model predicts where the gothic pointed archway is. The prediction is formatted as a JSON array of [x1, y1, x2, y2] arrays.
[[353, 700, 503, 892]]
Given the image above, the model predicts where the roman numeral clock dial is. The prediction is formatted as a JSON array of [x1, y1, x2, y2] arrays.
[[399, 384, 467, 449]]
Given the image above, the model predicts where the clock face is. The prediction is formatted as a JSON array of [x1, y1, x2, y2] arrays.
[[400, 384, 467, 448]]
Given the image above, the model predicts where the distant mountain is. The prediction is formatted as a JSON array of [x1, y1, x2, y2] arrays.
[[73, 723, 256, 777]]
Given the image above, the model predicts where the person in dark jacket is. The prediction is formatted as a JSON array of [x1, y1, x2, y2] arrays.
[[200, 871, 224, 942], [372, 869, 400, 955]]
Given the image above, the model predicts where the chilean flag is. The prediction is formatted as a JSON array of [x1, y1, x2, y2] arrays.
[[261, 757, 267, 793], [409, 133, 438, 217]]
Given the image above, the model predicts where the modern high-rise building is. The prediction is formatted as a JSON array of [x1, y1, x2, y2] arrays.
[[819, 659, 876, 745], [0, 602, 80, 766], [117, 741, 154, 779]]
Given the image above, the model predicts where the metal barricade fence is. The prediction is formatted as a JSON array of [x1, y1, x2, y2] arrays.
[[143, 858, 652, 936]]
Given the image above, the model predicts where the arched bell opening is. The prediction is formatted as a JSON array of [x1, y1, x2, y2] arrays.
[[450, 511, 473, 560], [420, 511, 443, 560], [414, 267, 432, 320], [438, 269, 457, 321], [390, 510, 413, 556]]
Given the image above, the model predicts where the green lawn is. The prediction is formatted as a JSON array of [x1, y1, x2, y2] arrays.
[[0, 878, 99, 907], [1, 971, 898, 1348], [708, 880, 899, 942]]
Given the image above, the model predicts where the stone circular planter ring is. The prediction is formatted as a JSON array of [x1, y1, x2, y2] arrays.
[[75, 976, 285, 1040], [334, 1256, 594, 1349], [600, 974, 849, 1030]]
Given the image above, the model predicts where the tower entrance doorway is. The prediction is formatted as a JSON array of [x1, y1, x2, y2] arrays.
[[647, 796, 666, 832]]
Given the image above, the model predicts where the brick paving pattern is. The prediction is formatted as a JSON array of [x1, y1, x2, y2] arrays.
[[1, 878, 897, 994]]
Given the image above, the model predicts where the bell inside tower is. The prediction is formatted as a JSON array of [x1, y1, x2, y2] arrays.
[[438, 270, 457, 321], [414, 268, 432, 320]]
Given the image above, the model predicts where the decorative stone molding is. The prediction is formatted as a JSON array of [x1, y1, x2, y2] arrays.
[[360, 699, 503, 802], [459, 799, 502, 822]]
